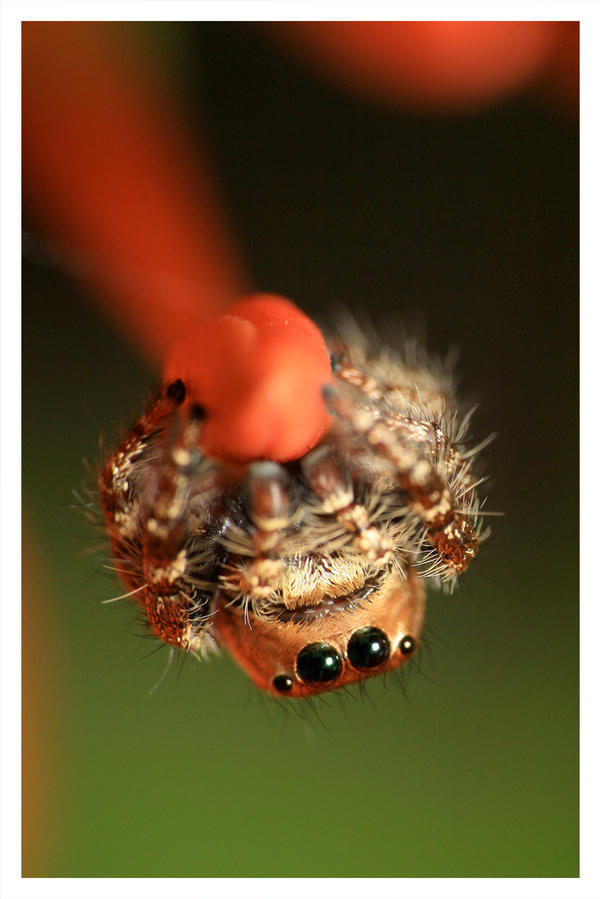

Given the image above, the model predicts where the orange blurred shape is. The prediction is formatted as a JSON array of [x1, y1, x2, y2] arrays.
[[22, 22, 246, 365], [163, 295, 332, 462], [535, 21, 579, 114], [270, 22, 566, 112]]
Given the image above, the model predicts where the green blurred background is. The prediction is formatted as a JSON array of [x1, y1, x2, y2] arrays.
[[22, 23, 578, 877]]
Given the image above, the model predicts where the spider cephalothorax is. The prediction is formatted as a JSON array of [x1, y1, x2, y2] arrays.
[[98, 325, 489, 697]]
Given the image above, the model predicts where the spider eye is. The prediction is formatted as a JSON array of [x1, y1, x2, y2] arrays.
[[272, 674, 294, 693], [398, 635, 416, 655], [347, 626, 390, 669], [296, 643, 342, 684]]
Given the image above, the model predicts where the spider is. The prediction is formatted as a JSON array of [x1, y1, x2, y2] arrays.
[[98, 312, 489, 699]]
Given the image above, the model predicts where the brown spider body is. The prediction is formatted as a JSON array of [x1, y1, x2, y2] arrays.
[[98, 334, 488, 697]]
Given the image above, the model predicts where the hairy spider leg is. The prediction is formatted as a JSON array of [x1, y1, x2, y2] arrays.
[[141, 407, 219, 654], [324, 388, 478, 576], [97, 380, 187, 591], [332, 346, 481, 505], [98, 382, 218, 654]]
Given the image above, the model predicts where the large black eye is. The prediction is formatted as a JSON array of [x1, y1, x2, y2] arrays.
[[296, 643, 342, 683], [347, 627, 390, 669]]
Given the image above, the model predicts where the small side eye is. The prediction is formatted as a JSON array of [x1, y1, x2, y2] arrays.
[[347, 626, 390, 669], [166, 379, 186, 404], [272, 675, 294, 693], [398, 635, 416, 656], [296, 643, 342, 684]]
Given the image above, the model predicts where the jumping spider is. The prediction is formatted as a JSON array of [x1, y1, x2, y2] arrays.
[[98, 332, 489, 698]]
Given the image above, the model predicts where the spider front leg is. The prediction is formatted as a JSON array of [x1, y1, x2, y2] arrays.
[[324, 388, 479, 576], [141, 407, 219, 656], [98, 378, 187, 589]]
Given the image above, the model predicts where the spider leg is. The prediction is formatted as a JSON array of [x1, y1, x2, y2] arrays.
[[141, 407, 219, 655], [381, 412, 482, 507], [324, 388, 479, 576], [332, 351, 479, 497], [97, 379, 186, 589]]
